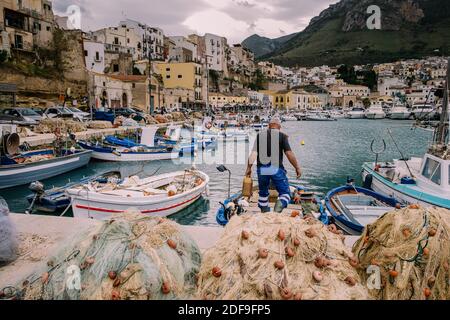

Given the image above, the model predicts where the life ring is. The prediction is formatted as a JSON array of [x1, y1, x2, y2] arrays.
[[205, 122, 212, 130]]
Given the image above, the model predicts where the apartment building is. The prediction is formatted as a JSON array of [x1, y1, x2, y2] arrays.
[[83, 38, 105, 73], [1, 0, 55, 52], [118, 19, 164, 61], [156, 62, 203, 102]]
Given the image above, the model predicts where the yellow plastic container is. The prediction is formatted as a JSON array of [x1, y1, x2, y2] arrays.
[[242, 176, 253, 198]]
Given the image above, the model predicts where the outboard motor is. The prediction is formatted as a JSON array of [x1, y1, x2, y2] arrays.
[[25, 181, 45, 214]]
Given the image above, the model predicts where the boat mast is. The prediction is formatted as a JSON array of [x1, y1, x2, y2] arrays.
[[435, 59, 449, 146]]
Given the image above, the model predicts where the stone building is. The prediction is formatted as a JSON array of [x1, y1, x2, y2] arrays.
[[0, 0, 55, 52]]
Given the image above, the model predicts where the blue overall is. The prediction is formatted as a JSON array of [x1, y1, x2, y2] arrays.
[[257, 165, 291, 212]]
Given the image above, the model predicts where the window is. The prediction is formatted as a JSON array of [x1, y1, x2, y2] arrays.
[[95, 52, 100, 61], [166, 75, 171, 79], [114, 37, 119, 45], [84, 50, 88, 57], [46, 26, 51, 31], [178, 75, 182, 79], [14, 35, 23, 49], [113, 64, 119, 72], [166, 68, 170, 72], [422, 158, 442, 185]]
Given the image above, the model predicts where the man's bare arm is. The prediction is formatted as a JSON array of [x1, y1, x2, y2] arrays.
[[285, 150, 302, 178], [245, 150, 257, 177]]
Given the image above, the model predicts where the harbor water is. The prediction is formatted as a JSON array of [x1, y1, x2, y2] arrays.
[[0, 119, 433, 226]]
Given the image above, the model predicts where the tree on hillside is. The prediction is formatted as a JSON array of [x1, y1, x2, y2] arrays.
[[248, 69, 266, 91]]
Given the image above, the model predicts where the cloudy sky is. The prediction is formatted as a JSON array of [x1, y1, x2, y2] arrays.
[[53, 0, 337, 44]]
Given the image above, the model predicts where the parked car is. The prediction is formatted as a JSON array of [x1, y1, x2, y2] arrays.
[[0, 113, 34, 126], [1, 108, 43, 125], [67, 107, 91, 121], [1, 108, 43, 126], [114, 107, 145, 122], [43, 106, 74, 121]]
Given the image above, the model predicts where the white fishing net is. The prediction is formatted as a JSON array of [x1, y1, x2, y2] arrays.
[[0, 198, 17, 265], [17, 209, 201, 300]]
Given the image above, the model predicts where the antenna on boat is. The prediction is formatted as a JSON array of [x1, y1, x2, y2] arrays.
[[370, 139, 386, 167], [387, 129, 415, 178]]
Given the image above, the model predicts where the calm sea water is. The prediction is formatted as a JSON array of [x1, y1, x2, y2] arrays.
[[0, 119, 433, 226]]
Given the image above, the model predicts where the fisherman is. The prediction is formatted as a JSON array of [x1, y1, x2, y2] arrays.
[[245, 117, 302, 213]]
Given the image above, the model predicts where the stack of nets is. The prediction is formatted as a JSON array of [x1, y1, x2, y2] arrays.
[[154, 115, 169, 124], [87, 121, 113, 129], [197, 213, 370, 300], [353, 206, 450, 300], [171, 112, 186, 122], [35, 119, 87, 134], [0, 198, 17, 266], [143, 115, 158, 125], [20, 210, 201, 300]]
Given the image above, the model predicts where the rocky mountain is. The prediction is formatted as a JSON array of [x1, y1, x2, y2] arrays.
[[241, 33, 298, 58], [248, 0, 450, 66]]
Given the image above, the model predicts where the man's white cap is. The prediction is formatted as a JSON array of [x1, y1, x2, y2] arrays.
[[269, 117, 281, 126]]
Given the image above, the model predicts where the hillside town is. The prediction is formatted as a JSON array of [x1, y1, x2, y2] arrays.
[[0, 0, 447, 115], [0, 0, 449, 304]]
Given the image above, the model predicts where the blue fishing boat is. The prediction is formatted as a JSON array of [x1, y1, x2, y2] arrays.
[[25, 171, 121, 213], [77, 140, 179, 162], [0, 148, 92, 190], [0, 127, 92, 190], [216, 184, 328, 226], [325, 183, 401, 235]]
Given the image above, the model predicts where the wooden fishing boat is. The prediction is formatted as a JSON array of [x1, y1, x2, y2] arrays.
[[78, 140, 179, 162], [66, 170, 210, 219], [0, 148, 92, 190], [25, 171, 121, 213], [325, 184, 400, 235], [216, 184, 329, 226]]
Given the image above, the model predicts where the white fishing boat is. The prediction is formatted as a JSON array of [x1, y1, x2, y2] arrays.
[[387, 104, 412, 120], [411, 103, 436, 120], [365, 106, 386, 119], [281, 115, 297, 122], [66, 170, 210, 219], [347, 107, 366, 119], [362, 63, 450, 210]]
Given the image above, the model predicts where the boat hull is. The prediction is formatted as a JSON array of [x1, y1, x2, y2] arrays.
[[362, 164, 450, 209], [365, 113, 386, 119], [325, 185, 399, 235], [388, 112, 411, 120], [66, 171, 209, 220], [347, 113, 365, 119], [0, 150, 92, 189], [78, 142, 178, 162]]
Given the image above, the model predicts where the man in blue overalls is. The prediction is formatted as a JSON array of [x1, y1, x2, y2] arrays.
[[245, 117, 302, 213]]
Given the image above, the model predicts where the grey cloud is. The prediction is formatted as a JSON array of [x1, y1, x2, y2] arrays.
[[53, 0, 337, 40]]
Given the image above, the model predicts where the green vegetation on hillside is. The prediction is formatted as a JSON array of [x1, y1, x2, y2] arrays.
[[267, 17, 450, 67]]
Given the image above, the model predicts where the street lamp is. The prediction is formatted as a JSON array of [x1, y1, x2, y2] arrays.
[[217, 165, 231, 198]]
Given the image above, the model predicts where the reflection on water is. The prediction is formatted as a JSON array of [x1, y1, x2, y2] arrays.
[[0, 120, 432, 226]]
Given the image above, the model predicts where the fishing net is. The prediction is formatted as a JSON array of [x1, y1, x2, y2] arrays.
[[0, 198, 17, 265], [35, 119, 87, 134], [197, 213, 370, 300], [353, 206, 450, 300], [18, 209, 201, 300], [87, 121, 113, 129]]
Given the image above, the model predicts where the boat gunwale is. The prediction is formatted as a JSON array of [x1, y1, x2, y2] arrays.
[[362, 162, 450, 209], [0, 149, 92, 170], [66, 170, 210, 205]]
